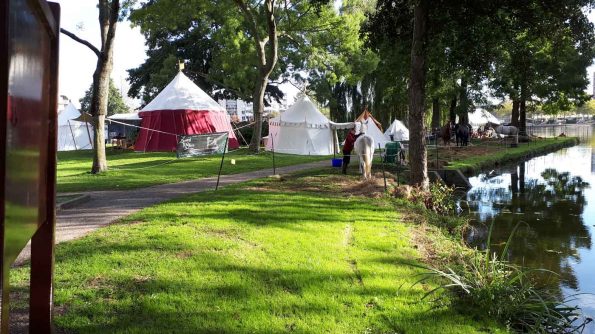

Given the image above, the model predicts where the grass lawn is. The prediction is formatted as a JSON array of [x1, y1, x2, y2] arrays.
[[57, 148, 327, 193], [426, 137, 578, 174], [12, 170, 504, 333]]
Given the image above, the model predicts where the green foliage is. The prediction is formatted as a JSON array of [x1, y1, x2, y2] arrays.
[[415, 223, 588, 333], [571, 99, 595, 115], [406, 183, 456, 216], [80, 78, 130, 116], [127, 0, 370, 106], [360, 0, 595, 125]]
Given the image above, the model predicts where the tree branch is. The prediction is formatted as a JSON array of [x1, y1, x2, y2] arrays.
[[60, 28, 100, 57]]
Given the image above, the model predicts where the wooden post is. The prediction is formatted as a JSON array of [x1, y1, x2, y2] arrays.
[[1, 1, 59, 332], [0, 0, 9, 330], [29, 2, 60, 332]]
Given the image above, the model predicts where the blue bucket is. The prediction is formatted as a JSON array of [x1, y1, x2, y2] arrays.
[[331, 158, 343, 167]]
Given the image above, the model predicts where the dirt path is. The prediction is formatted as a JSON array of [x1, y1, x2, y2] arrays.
[[14, 160, 329, 265]]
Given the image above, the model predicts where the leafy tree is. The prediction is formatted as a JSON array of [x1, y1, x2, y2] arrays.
[[571, 99, 595, 116], [489, 1, 595, 133], [80, 79, 130, 116], [60, 0, 129, 173], [363, 0, 595, 188], [129, 0, 364, 152]]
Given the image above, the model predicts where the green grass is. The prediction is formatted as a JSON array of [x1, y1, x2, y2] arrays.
[[57, 148, 327, 193], [444, 137, 578, 174], [12, 172, 503, 333]]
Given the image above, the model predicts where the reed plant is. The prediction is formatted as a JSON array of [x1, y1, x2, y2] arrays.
[[414, 223, 590, 333]]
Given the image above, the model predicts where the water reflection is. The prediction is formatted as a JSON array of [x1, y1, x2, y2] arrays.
[[467, 167, 590, 290], [464, 130, 595, 330]]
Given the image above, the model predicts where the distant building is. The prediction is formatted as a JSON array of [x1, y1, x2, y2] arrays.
[[219, 98, 253, 122], [218, 98, 288, 123]]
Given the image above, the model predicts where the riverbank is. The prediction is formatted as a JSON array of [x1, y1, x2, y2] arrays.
[[10, 170, 505, 334], [432, 137, 579, 174]]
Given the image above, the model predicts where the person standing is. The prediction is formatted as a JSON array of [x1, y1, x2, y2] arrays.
[[342, 123, 361, 174]]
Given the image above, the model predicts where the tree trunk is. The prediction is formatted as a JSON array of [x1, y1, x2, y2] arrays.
[[90, 0, 119, 173], [519, 100, 526, 135], [449, 96, 457, 123], [243, 0, 278, 152], [511, 99, 520, 127], [249, 76, 267, 151], [431, 98, 440, 130], [90, 55, 112, 173], [60, 1, 118, 174], [457, 78, 469, 125], [408, 0, 429, 190], [519, 85, 527, 135]]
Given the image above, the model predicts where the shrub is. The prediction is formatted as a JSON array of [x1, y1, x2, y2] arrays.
[[414, 223, 590, 333], [395, 182, 456, 215]]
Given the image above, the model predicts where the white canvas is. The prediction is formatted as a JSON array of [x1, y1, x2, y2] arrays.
[[57, 103, 94, 151], [361, 119, 389, 149], [141, 72, 225, 112], [266, 96, 335, 155], [466, 108, 501, 129], [384, 119, 409, 141]]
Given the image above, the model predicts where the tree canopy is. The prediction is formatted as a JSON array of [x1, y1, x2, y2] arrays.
[[80, 78, 131, 116], [127, 0, 372, 150]]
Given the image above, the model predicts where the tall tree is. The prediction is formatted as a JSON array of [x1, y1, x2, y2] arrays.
[[130, 0, 361, 152], [80, 78, 130, 116], [489, 1, 595, 133], [408, 0, 429, 188], [61, 0, 121, 173]]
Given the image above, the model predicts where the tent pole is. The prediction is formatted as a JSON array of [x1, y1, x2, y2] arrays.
[[271, 134, 276, 175], [215, 136, 229, 191], [85, 120, 93, 149], [67, 120, 78, 150], [380, 143, 387, 192]]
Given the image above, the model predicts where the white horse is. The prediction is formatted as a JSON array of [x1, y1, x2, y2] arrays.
[[353, 121, 375, 180], [487, 122, 519, 144]]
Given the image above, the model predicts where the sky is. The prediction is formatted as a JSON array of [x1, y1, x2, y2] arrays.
[[55, 0, 147, 109], [54, 1, 595, 110]]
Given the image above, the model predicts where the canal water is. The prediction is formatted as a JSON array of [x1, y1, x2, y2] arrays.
[[464, 124, 595, 331]]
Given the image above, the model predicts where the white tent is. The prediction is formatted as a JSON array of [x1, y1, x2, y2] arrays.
[[384, 119, 409, 141], [266, 96, 335, 155], [355, 110, 390, 149], [467, 108, 500, 129], [57, 103, 93, 151]]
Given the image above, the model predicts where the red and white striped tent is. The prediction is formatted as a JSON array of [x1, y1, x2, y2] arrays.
[[135, 72, 239, 151]]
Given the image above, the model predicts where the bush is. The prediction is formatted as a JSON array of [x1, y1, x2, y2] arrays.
[[414, 223, 590, 333], [395, 182, 456, 215]]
